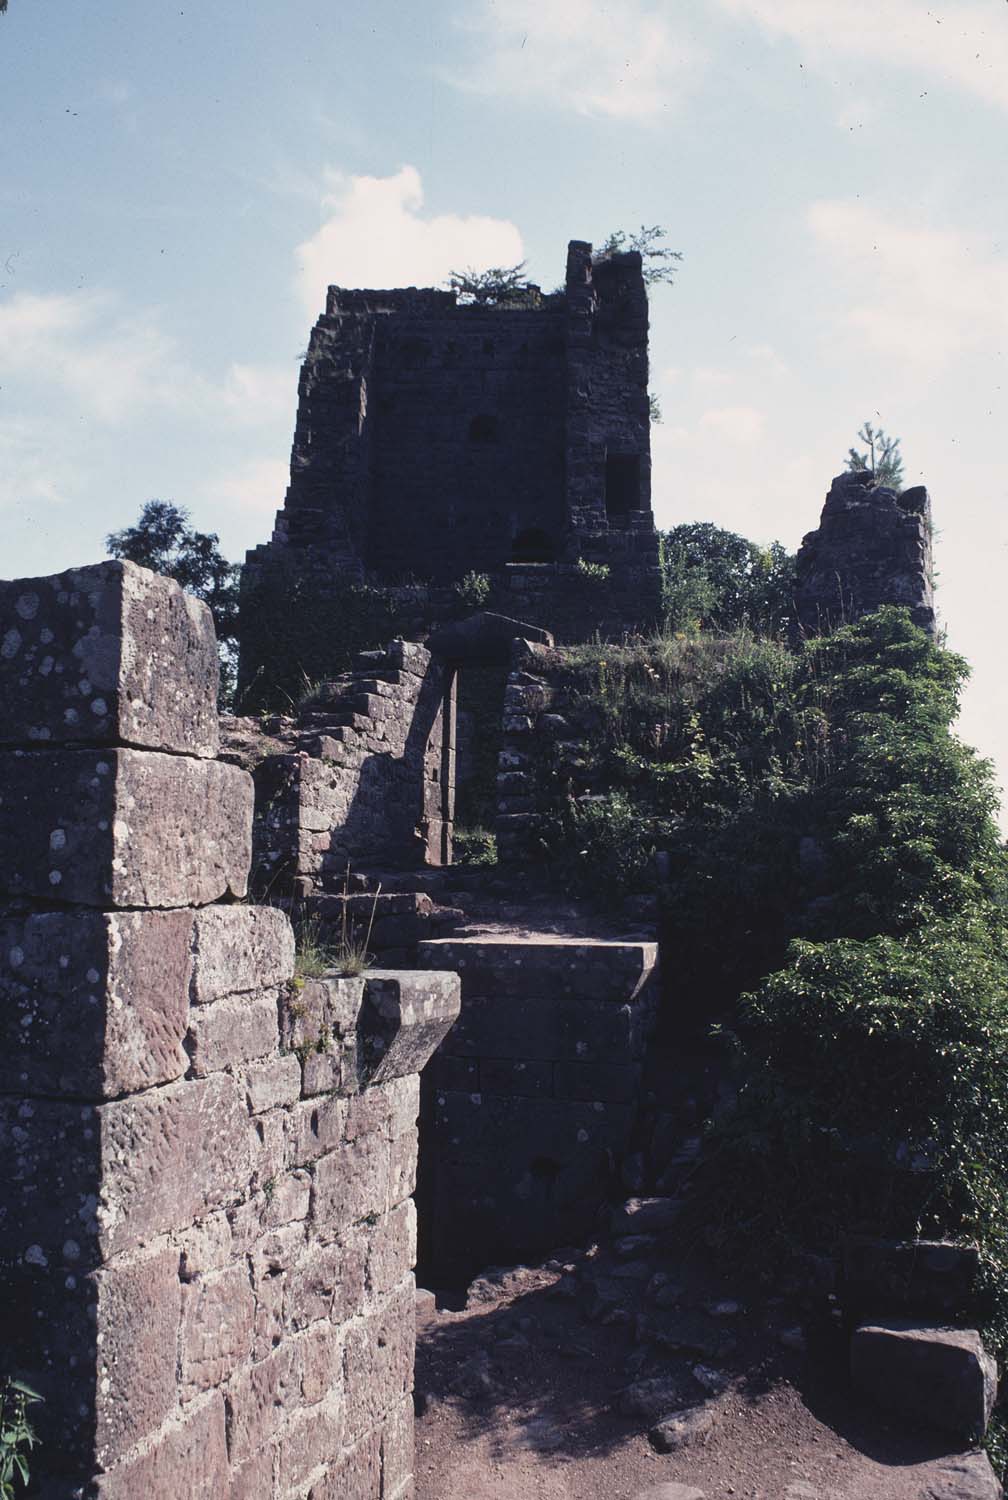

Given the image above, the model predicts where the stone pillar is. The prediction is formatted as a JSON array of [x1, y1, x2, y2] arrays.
[[0, 562, 460, 1499]]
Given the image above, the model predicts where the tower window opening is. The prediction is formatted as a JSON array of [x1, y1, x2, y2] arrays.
[[469, 413, 498, 444], [512, 528, 556, 563], [605, 453, 641, 522]]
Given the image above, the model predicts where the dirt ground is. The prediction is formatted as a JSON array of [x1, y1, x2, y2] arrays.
[[414, 1248, 1000, 1500]]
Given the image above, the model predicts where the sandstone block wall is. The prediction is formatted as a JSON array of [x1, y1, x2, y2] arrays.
[[417, 936, 658, 1283], [238, 639, 450, 892], [0, 561, 460, 1499]]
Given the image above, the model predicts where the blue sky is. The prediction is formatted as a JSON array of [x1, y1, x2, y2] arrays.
[[2, 1, 1007, 808]]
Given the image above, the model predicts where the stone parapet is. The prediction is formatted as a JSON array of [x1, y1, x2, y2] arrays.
[[0, 560, 459, 1499]]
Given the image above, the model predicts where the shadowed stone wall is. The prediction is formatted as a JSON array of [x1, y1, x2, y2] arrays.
[[0, 561, 459, 1500]]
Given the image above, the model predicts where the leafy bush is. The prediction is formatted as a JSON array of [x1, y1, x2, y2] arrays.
[[452, 826, 498, 866], [659, 523, 795, 636], [452, 571, 491, 614]]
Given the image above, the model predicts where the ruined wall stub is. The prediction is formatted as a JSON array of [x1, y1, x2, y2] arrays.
[[0, 560, 459, 1499], [795, 471, 936, 639]]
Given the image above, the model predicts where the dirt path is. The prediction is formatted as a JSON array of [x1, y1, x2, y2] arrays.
[[414, 1252, 999, 1500]]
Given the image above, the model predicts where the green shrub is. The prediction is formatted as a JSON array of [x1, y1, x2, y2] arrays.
[[452, 826, 498, 866], [452, 571, 491, 613]]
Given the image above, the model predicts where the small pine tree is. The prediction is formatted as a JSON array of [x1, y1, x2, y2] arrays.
[[846, 420, 904, 492]]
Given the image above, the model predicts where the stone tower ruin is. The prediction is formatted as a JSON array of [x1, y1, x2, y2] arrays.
[[239, 240, 663, 691]]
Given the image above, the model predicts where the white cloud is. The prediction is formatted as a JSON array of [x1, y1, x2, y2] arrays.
[[450, 0, 704, 120], [294, 166, 524, 317], [714, 0, 1008, 112], [807, 199, 1008, 369], [0, 291, 293, 427], [699, 405, 766, 442]]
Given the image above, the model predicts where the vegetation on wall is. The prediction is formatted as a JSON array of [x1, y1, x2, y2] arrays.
[[536, 598, 1008, 1361]]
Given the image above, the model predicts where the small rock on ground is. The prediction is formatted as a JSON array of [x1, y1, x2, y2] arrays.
[[649, 1403, 717, 1453]]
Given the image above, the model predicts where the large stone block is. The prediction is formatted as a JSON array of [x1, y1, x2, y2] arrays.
[[0, 748, 252, 906], [343, 1278, 415, 1444], [312, 1133, 390, 1236], [0, 560, 220, 756], [842, 1235, 981, 1319], [189, 904, 294, 1002], [0, 908, 193, 1098], [225, 1341, 301, 1464], [93, 1393, 230, 1499], [179, 1262, 255, 1400], [186, 991, 279, 1077], [94, 1246, 182, 1460], [851, 1320, 997, 1439]]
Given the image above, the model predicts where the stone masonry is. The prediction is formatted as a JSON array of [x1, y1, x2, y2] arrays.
[[239, 240, 663, 695], [417, 935, 658, 1283], [236, 639, 452, 895], [795, 470, 936, 638], [0, 561, 460, 1499]]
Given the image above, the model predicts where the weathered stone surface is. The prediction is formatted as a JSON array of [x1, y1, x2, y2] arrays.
[[312, 1133, 390, 1235], [244, 1054, 302, 1113], [795, 470, 935, 638], [367, 1201, 417, 1297], [98, 1075, 250, 1255], [357, 970, 461, 1086], [189, 904, 294, 1003], [842, 1235, 981, 1319], [851, 1320, 997, 1438], [920, 1450, 1004, 1499], [277, 1395, 345, 1492], [180, 1262, 255, 1399], [93, 1393, 230, 1499], [0, 748, 252, 906], [0, 908, 193, 1098], [225, 1341, 300, 1464], [309, 1428, 382, 1500], [343, 1278, 415, 1443], [0, 560, 219, 756], [649, 1403, 717, 1452], [94, 1247, 181, 1458], [186, 991, 279, 1077], [380, 1393, 415, 1500]]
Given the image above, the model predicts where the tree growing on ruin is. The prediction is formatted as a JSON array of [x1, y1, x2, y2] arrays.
[[594, 224, 682, 287], [845, 420, 904, 491], [447, 261, 538, 306]]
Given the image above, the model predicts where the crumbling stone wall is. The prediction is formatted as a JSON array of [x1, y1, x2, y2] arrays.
[[795, 470, 936, 638], [231, 639, 451, 893], [0, 561, 459, 1499]]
